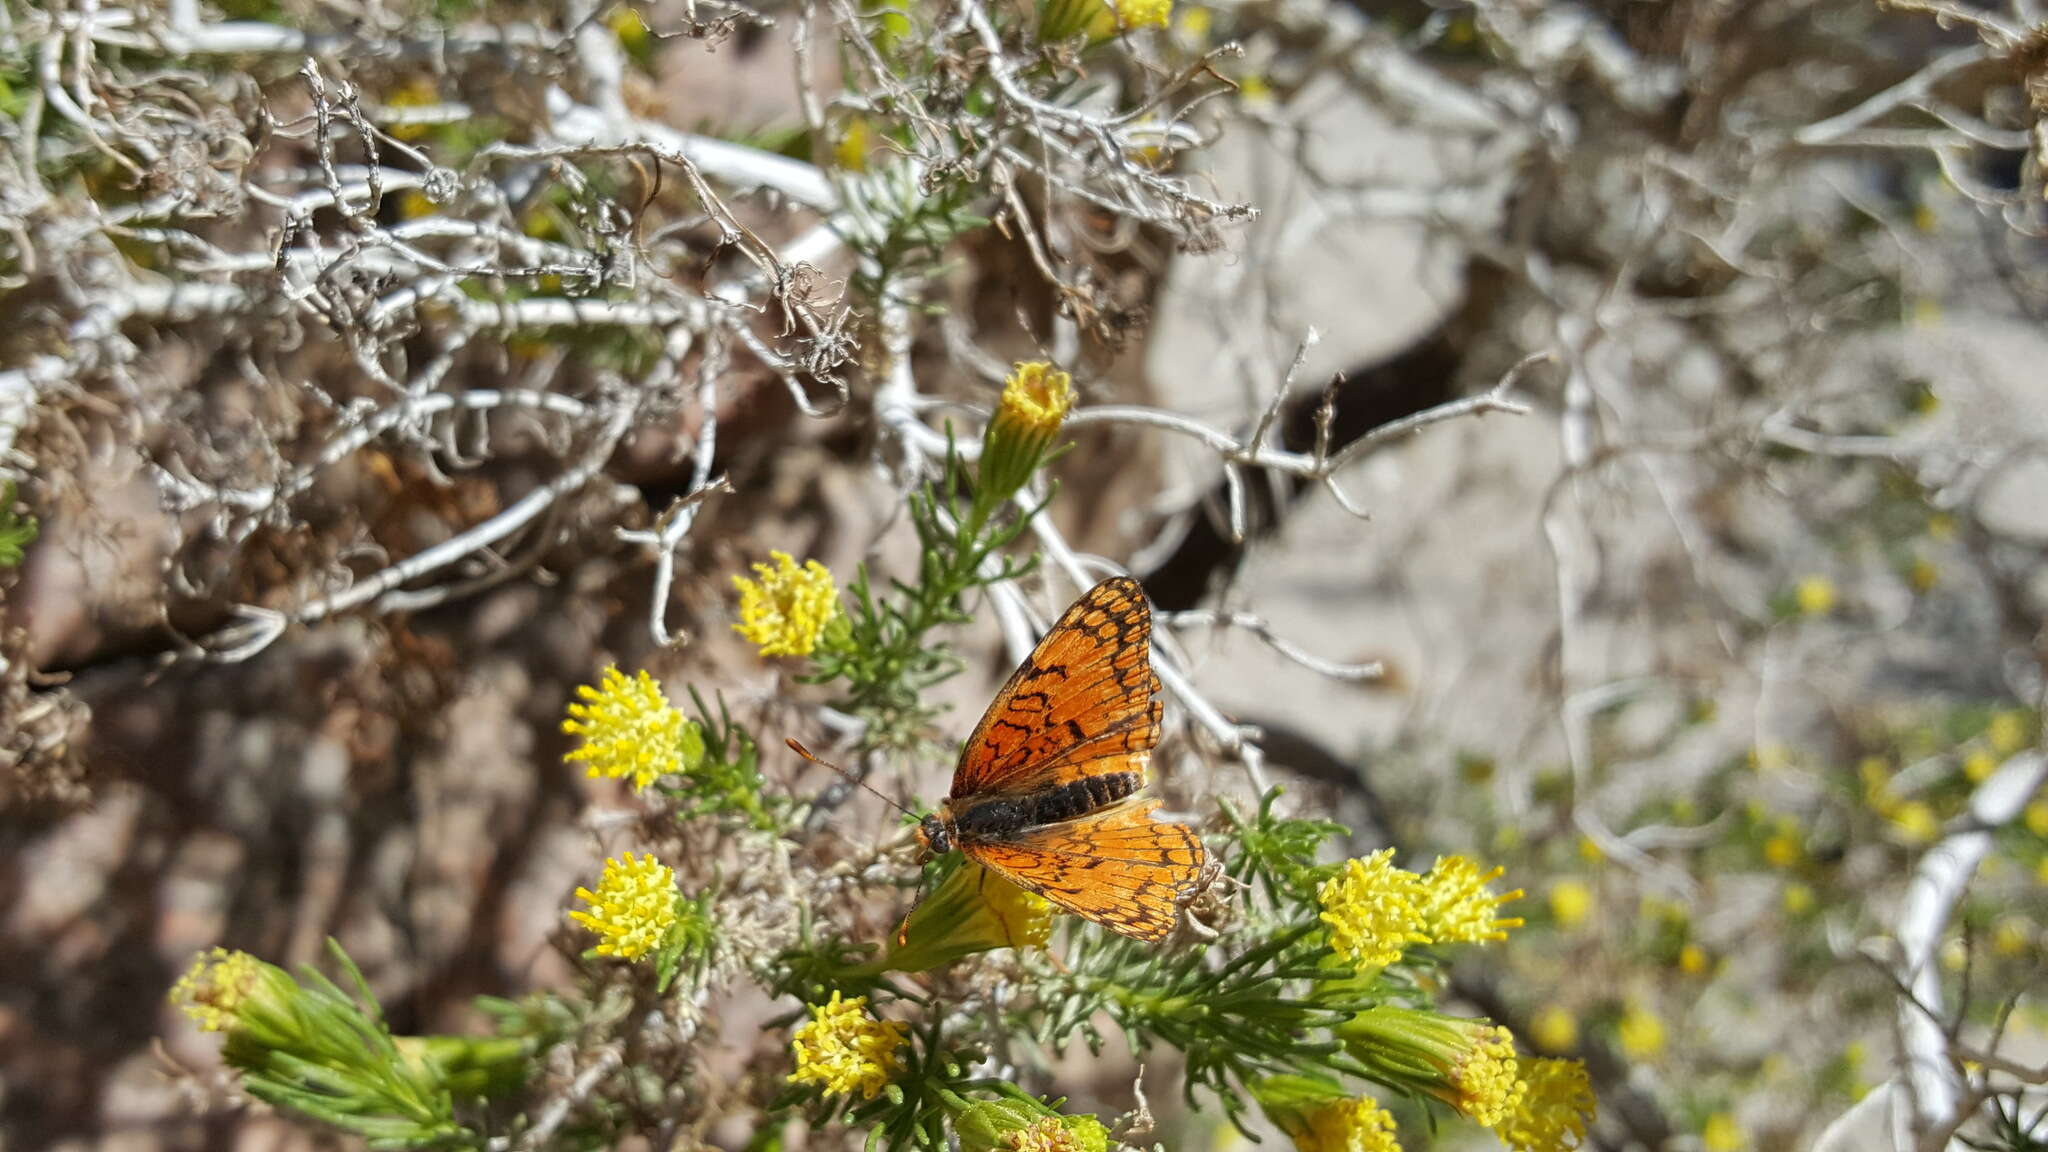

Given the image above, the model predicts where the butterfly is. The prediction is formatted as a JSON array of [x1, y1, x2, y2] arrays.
[[915, 576, 1208, 942]]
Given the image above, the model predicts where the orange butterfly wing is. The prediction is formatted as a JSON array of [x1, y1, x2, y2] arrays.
[[952, 576, 1163, 799], [964, 802, 1207, 942]]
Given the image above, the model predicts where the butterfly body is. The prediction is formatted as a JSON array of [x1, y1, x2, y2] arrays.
[[922, 577, 1209, 942], [922, 770, 1145, 851]]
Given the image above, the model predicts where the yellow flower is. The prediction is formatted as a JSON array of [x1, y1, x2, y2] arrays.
[[1452, 1025, 1527, 1127], [834, 117, 875, 172], [1497, 1058, 1595, 1152], [1991, 916, 2032, 958], [1292, 1098, 1402, 1152], [733, 551, 840, 658], [1417, 855, 1524, 944], [1010, 1116, 1110, 1152], [1863, 765, 1901, 815], [170, 948, 273, 1033], [1963, 749, 1999, 783], [998, 362, 1074, 438], [1548, 880, 1593, 929], [2025, 800, 2048, 838], [1701, 1112, 1745, 1152], [1530, 1006, 1578, 1054], [1112, 0, 1171, 28], [1891, 800, 1941, 845], [954, 1099, 1108, 1152], [1319, 850, 1431, 969], [1615, 1003, 1665, 1060], [977, 362, 1077, 508], [858, 861, 1053, 976], [1238, 73, 1273, 104], [606, 4, 648, 52], [1794, 576, 1836, 616], [1783, 882, 1815, 915], [1928, 512, 1956, 540], [1039, 0, 1118, 42], [568, 852, 679, 960], [1678, 944, 1710, 976], [1337, 1009, 1526, 1127], [563, 666, 689, 790], [1762, 829, 1801, 869], [383, 75, 438, 142], [1988, 710, 2032, 756], [2037, 856, 2048, 886], [788, 992, 909, 1100], [1575, 835, 1604, 863]]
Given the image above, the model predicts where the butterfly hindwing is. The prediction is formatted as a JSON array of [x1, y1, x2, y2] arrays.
[[963, 800, 1207, 943], [951, 576, 1163, 800]]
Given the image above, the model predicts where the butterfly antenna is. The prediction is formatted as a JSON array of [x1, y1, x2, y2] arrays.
[[785, 738, 916, 819]]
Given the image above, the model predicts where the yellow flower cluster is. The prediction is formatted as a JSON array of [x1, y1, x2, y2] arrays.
[[733, 551, 840, 658], [1336, 1007, 1529, 1133], [1417, 855, 1525, 943], [1452, 1024, 1527, 1128], [864, 862, 1055, 976], [1701, 1112, 1746, 1152], [984, 873, 1056, 951], [169, 947, 266, 1033], [1009, 1116, 1110, 1152], [563, 666, 688, 790], [1296, 1097, 1402, 1152], [978, 361, 1079, 507], [1038, 0, 1169, 41], [788, 992, 910, 1099], [568, 852, 679, 960], [1530, 1006, 1578, 1053], [1319, 851, 1431, 969], [1497, 1058, 1596, 1152], [1320, 850, 1523, 968], [997, 362, 1076, 434], [1616, 1002, 1666, 1060], [1988, 709, 2033, 755], [1794, 575, 1836, 616], [1548, 880, 1594, 928], [1112, 0, 1172, 29]]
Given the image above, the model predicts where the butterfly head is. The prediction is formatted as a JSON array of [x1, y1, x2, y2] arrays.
[[916, 812, 953, 856]]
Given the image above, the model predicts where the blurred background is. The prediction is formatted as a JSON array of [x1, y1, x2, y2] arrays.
[[3, 0, 2047, 1147]]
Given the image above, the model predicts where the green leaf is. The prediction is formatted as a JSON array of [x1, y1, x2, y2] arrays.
[[0, 480, 38, 568]]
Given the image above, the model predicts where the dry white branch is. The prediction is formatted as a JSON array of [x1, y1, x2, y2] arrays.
[[1892, 751, 2048, 1139]]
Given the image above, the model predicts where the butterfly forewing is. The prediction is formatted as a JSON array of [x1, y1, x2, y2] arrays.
[[952, 576, 1163, 799]]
